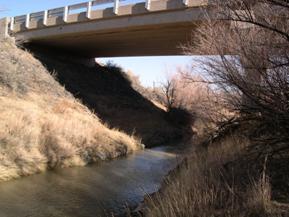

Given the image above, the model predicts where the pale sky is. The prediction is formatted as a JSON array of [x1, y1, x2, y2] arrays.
[[97, 56, 193, 86], [0, 0, 194, 87]]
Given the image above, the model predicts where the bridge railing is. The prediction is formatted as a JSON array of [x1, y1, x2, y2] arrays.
[[9, 0, 187, 31]]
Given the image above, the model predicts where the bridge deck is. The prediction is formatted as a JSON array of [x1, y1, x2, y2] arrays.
[[7, 0, 210, 57]]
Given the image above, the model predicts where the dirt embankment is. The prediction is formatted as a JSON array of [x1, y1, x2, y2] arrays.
[[36, 53, 190, 148], [0, 39, 142, 182]]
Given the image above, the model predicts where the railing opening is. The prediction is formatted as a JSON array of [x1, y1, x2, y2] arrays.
[[69, 3, 88, 15], [48, 7, 64, 18], [14, 15, 26, 24], [30, 11, 45, 22], [91, 0, 115, 10], [120, 0, 145, 6]]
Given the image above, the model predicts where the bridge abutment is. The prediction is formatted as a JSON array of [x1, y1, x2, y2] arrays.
[[24, 44, 97, 68], [0, 17, 10, 39], [240, 57, 263, 111]]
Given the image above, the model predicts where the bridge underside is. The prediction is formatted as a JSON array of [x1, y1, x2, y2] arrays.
[[26, 23, 197, 57]]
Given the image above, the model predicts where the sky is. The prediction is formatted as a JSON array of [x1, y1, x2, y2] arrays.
[[97, 56, 193, 86], [0, 0, 194, 87]]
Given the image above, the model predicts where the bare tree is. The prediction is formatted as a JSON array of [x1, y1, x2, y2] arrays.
[[183, 0, 289, 156], [160, 78, 177, 111]]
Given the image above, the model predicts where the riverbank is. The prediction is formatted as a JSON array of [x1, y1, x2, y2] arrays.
[[142, 130, 289, 217], [0, 38, 142, 182]]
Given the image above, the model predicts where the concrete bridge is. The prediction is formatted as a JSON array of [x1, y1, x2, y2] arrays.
[[0, 0, 210, 57]]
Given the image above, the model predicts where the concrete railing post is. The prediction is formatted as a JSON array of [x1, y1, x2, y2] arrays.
[[240, 57, 263, 110], [86, 1, 92, 19], [113, 0, 120, 15], [0, 17, 10, 38], [63, 6, 69, 22], [43, 10, 48, 26], [145, 0, 151, 10], [183, 0, 189, 6], [10, 17, 14, 31], [25, 14, 30, 29]]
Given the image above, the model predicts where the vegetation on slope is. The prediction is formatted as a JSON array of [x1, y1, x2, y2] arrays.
[[0, 39, 141, 182], [34, 55, 191, 147]]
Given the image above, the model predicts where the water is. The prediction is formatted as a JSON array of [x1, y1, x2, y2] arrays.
[[0, 146, 181, 217]]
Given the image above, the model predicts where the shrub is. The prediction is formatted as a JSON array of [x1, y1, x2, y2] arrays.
[[184, 0, 289, 157]]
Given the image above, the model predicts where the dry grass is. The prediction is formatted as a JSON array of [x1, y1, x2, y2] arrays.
[[0, 38, 141, 181], [144, 135, 287, 217]]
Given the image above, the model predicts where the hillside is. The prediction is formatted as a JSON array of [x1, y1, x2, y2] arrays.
[[0, 39, 141, 181], [35, 53, 189, 147]]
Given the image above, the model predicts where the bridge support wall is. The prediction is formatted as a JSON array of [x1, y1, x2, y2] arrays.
[[241, 57, 263, 110], [0, 18, 10, 39], [26, 45, 97, 68]]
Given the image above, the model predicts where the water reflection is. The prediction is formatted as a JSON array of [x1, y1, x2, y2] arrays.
[[0, 146, 180, 217]]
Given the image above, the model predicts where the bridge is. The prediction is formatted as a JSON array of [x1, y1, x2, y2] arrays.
[[0, 0, 210, 57]]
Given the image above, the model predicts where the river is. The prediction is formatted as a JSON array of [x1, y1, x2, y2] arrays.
[[0, 146, 181, 217]]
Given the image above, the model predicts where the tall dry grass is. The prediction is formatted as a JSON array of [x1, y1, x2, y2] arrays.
[[0, 38, 141, 181], [144, 135, 286, 217]]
